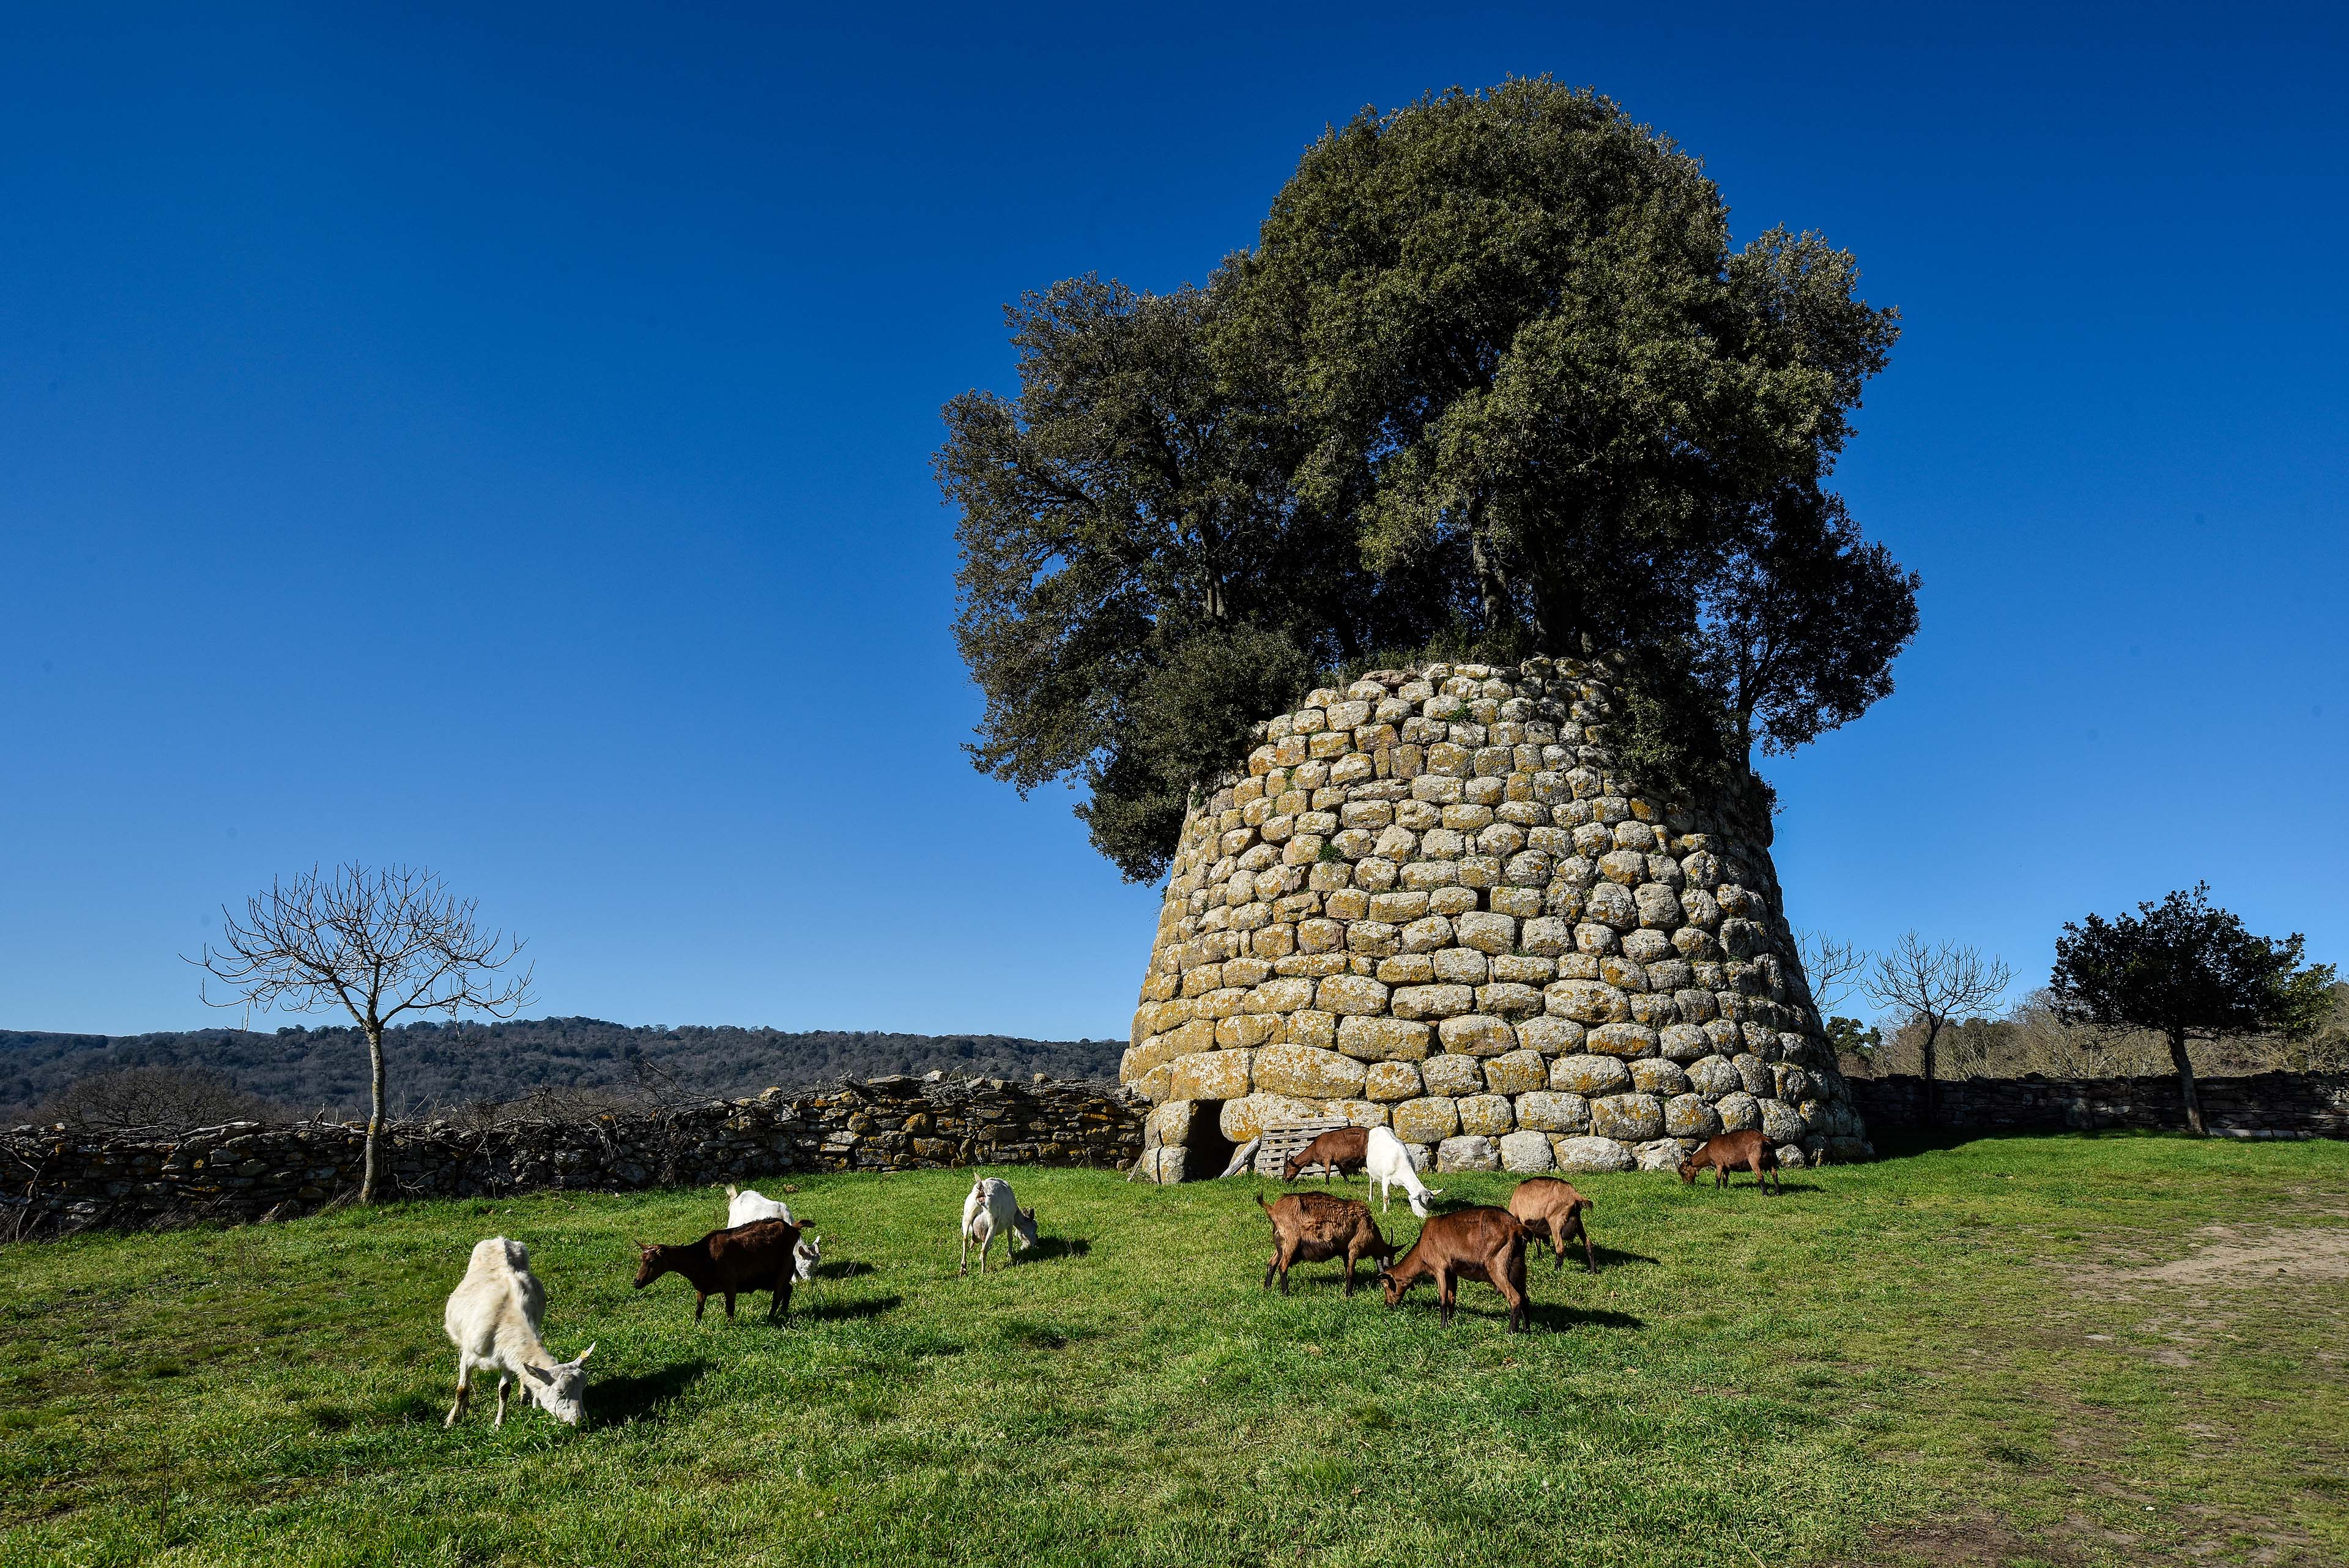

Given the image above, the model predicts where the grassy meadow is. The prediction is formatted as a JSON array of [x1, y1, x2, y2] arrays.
[[1, 1134, 2344, 1567]]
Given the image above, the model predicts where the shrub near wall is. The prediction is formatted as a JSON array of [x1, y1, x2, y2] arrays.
[[1, 1075, 1144, 1235]]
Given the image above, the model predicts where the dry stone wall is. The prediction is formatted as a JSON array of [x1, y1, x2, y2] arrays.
[[1850, 1071, 2349, 1140], [3, 1074, 1143, 1235], [1123, 659, 1870, 1178]]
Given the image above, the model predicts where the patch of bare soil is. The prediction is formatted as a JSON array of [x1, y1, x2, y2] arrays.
[[1854, 1506, 2082, 1567], [2068, 1222, 2349, 1295]]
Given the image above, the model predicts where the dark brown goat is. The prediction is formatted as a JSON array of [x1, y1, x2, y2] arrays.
[[1378, 1205, 1531, 1332], [632, 1218, 801, 1323], [1506, 1177, 1597, 1274], [1679, 1128, 1782, 1194], [1282, 1126, 1371, 1183], [1256, 1191, 1395, 1295]]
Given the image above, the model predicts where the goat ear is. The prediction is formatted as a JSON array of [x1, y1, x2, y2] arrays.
[[524, 1362, 554, 1384]]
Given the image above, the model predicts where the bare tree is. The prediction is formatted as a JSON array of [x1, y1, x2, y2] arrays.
[[189, 864, 533, 1203], [1795, 928, 1869, 1016], [1861, 932, 2012, 1128], [39, 1065, 283, 1135]]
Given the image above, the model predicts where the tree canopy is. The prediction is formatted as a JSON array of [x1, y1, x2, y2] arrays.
[[2049, 883, 2337, 1134], [942, 79, 1917, 880]]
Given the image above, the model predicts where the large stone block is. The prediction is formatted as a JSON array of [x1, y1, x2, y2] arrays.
[[1759, 1097, 1806, 1145], [1630, 1058, 1690, 1096], [1436, 1134, 1498, 1172], [1438, 1014, 1517, 1057], [1587, 1024, 1660, 1059], [1393, 984, 1476, 1020], [1590, 1092, 1664, 1142], [1219, 1093, 1320, 1142], [1168, 1050, 1252, 1103], [1715, 1091, 1760, 1131], [1515, 1016, 1586, 1057], [1363, 1060, 1424, 1101], [1550, 1053, 1632, 1097], [1499, 1129, 1557, 1173], [1635, 1138, 1687, 1171], [1335, 1015, 1432, 1062], [1418, 1053, 1486, 1096], [1664, 1093, 1721, 1139], [1250, 1044, 1368, 1100], [1457, 1093, 1515, 1136], [1553, 1134, 1636, 1173], [1316, 976, 1390, 1016], [1481, 1049, 1548, 1095], [1515, 1090, 1590, 1133], [1390, 1096, 1460, 1144]]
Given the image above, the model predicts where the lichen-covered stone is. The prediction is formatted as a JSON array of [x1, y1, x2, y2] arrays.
[[1220, 1092, 1320, 1142], [1437, 1014, 1517, 1057], [1436, 1134, 1499, 1172], [1553, 1134, 1636, 1173], [1390, 1096, 1460, 1143], [1250, 1044, 1368, 1100], [1515, 1090, 1590, 1132], [1169, 1050, 1252, 1102], [1630, 1058, 1690, 1096], [1715, 1090, 1760, 1131], [1499, 1129, 1556, 1173], [1587, 1023, 1660, 1059], [1634, 1137, 1687, 1171], [1457, 1093, 1515, 1137], [1590, 1092, 1664, 1142], [1482, 1049, 1548, 1095], [1515, 1016, 1586, 1057], [1759, 1097, 1806, 1145], [1419, 1053, 1487, 1097], [1392, 984, 1476, 1020], [1363, 1060, 1424, 1102], [1550, 1053, 1633, 1097], [1335, 1016, 1432, 1062], [1664, 1093, 1721, 1139]]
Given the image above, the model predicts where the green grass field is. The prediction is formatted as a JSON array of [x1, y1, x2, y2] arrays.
[[2, 1134, 2344, 1567]]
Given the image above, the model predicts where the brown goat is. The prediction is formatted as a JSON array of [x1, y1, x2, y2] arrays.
[[1282, 1126, 1371, 1183], [632, 1218, 801, 1323], [1378, 1205, 1531, 1332], [1507, 1177, 1598, 1274], [1679, 1129, 1782, 1194], [1256, 1191, 1395, 1295]]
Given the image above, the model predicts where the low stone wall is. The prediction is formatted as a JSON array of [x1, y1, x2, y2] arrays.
[[1, 1074, 1145, 1235], [1849, 1072, 2349, 1139]]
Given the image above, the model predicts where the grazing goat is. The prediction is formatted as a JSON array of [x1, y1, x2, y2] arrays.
[[1507, 1178, 1598, 1274], [633, 1218, 801, 1323], [1256, 1191, 1395, 1295], [1283, 1126, 1371, 1184], [1364, 1125, 1444, 1219], [725, 1186, 824, 1282], [1679, 1129, 1782, 1194], [442, 1236, 593, 1428], [959, 1176, 1038, 1275], [1378, 1206, 1532, 1332]]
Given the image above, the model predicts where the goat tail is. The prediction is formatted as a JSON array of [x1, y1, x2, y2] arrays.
[[1255, 1192, 1273, 1223]]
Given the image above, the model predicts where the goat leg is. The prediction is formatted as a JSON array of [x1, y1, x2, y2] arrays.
[[494, 1373, 510, 1427], [444, 1361, 470, 1429]]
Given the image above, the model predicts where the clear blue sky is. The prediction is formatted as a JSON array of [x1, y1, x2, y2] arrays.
[[4, 4, 2343, 1038]]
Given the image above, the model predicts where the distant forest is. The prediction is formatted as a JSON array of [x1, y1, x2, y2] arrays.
[[0, 1017, 1124, 1125]]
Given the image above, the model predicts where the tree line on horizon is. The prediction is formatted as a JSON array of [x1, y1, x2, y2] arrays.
[[2, 1016, 1124, 1134]]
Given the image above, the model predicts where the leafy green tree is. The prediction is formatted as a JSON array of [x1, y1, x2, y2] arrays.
[[2050, 884, 2337, 1135], [940, 278, 1445, 879], [941, 80, 1915, 877]]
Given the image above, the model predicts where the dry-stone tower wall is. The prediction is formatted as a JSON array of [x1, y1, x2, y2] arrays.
[[1122, 659, 1872, 1180]]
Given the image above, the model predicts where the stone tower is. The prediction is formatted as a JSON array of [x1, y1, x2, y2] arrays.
[[1121, 658, 1871, 1180]]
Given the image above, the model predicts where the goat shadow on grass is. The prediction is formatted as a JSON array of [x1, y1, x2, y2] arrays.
[[815, 1258, 875, 1281], [594, 1360, 712, 1426], [1023, 1236, 1090, 1263], [1526, 1302, 1644, 1333], [795, 1293, 902, 1325]]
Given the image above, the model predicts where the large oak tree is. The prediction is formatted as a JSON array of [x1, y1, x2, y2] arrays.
[[942, 80, 1917, 877]]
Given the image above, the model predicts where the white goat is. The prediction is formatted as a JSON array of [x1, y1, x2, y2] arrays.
[[1364, 1126, 1444, 1219], [725, 1186, 823, 1283], [442, 1237, 593, 1428], [959, 1176, 1038, 1275]]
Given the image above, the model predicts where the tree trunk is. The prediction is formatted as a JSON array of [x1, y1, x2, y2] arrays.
[[1920, 1019, 1940, 1129], [2169, 1028, 2206, 1136], [362, 1023, 387, 1204]]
